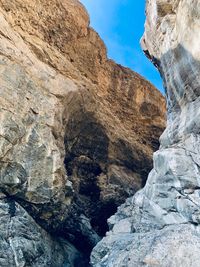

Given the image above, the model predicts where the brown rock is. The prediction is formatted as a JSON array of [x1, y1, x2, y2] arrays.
[[0, 0, 166, 264], [92, 1, 200, 266]]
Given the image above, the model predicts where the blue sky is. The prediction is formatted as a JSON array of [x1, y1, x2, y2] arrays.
[[80, 0, 164, 94]]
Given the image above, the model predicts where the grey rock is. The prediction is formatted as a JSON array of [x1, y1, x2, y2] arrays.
[[0, 0, 166, 265], [0, 193, 82, 267], [92, 224, 200, 267], [91, 0, 200, 266]]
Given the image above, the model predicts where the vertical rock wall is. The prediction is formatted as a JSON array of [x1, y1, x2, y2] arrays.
[[0, 0, 165, 265], [91, 1, 200, 266]]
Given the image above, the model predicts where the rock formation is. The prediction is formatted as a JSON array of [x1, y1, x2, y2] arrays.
[[0, 0, 165, 265], [91, 1, 200, 266]]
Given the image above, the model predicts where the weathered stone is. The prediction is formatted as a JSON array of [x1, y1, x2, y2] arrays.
[[0, 0, 166, 265], [92, 224, 200, 267], [91, 1, 200, 266], [0, 194, 84, 267]]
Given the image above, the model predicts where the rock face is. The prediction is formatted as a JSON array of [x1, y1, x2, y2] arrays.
[[91, 1, 200, 266], [0, 193, 83, 267], [0, 0, 165, 265]]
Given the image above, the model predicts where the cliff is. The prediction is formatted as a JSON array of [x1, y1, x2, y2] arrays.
[[0, 0, 166, 266], [92, 1, 200, 266]]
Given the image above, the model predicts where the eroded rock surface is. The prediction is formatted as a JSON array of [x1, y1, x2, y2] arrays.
[[91, 1, 200, 266], [0, 192, 84, 267], [0, 0, 165, 265]]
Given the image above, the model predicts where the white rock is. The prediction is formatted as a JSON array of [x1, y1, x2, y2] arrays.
[[91, 1, 200, 266]]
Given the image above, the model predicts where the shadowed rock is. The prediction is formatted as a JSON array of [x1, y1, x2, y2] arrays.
[[91, 1, 200, 266], [0, 0, 166, 265]]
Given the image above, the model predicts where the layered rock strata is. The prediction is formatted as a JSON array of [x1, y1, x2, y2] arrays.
[[0, 0, 165, 265], [91, 1, 200, 266]]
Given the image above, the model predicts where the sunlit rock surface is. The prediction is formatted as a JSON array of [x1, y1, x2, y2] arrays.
[[91, 1, 200, 266], [0, 0, 165, 265]]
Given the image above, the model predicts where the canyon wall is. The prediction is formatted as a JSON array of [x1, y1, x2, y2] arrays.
[[91, 1, 200, 266], [0, 0, 166, 266]]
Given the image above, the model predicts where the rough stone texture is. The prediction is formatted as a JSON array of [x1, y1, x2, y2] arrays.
[[91, 0, 200, 266], [0, 0, 165, 265], [0, 192, 83, 267]]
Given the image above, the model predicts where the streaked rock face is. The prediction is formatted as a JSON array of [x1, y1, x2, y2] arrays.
[[0, 193, 83, 267], [91, 1, 200, 266], [0, 0, 166, 265]]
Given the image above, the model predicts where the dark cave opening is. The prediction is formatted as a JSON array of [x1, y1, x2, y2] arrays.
[[90, 200, 118, 236], [62, 110, 114, 264], [62, 107, 155, 263]]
